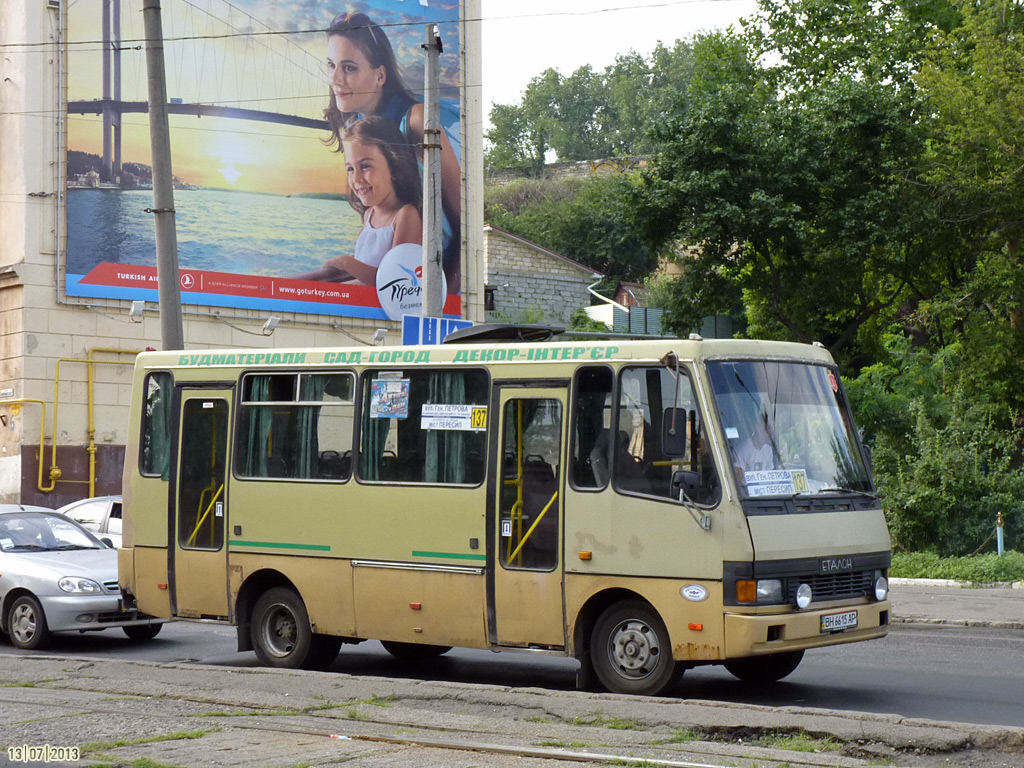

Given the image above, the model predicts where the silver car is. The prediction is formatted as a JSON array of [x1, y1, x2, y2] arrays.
[[0, 506, 163, 649], [56, 495, 123, 548]]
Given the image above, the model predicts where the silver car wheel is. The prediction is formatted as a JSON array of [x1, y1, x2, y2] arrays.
[[8, 595, 51, 650]]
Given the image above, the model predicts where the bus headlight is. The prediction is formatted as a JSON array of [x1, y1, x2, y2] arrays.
[[874, 572, 889, 601], [736, 579, 785, 604], [795, 583, 813, 609], [756, 579, 784, 603]]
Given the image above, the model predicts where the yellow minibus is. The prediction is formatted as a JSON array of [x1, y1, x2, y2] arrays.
[[119, 327, 890, 695]]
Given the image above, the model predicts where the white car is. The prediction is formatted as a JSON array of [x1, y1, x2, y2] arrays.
[[0, 506, 162, 649], [56, 495, 122, 548]]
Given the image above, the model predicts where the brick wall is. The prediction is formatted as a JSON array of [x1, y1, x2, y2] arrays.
[[483, 229, 596, 326]]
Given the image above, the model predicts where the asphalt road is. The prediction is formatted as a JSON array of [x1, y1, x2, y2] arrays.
[[2, 619, 1021, 729]]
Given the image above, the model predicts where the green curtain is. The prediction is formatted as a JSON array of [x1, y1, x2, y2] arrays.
[[425, 372, 466, 483], [360, 380, 390, 481], [243, 376, 272, 477], [295, 375, 326, 479]]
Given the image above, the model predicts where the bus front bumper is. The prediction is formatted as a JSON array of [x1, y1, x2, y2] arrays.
[[724, 600, 890, 659]]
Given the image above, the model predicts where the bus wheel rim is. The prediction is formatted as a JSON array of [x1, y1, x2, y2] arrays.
[[262, 604, 297, 657], [607, 618, 660, 678]]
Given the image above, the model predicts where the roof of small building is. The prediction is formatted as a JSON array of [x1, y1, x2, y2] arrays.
[[483, 225, 604, 278]]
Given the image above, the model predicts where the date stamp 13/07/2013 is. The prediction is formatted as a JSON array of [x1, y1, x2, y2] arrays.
[[8, 745, 81, 763]]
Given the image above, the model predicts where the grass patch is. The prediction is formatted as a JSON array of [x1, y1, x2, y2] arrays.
[[649, 727, 702, 744], [891, 550, 1024, 583], [650, 727, 842, 754], [79, 730, 213, 756], [0, 679, 54, 688], [757, 730, 842, 753], [566, 713, 642, 730], [344, 707, 368, 721], [535, 741, 594, 748], [126, 760, 190, 768]]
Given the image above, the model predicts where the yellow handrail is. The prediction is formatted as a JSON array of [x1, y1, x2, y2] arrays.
[[506, 489, 558, 563], [186, 483, 224, 547]]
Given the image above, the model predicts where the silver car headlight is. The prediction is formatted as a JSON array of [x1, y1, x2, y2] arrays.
[[59, 577, 103, 594]]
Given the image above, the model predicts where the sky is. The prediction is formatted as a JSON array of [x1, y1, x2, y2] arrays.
[[480, 0, 759, 114]]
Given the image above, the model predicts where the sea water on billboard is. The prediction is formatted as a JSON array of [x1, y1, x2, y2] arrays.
[[64, 0, 463, 320]]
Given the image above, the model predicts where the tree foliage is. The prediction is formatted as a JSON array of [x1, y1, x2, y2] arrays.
[[485, 0, 1024, 554], [485, 42, 697, 170], [485, 175, 655, 282], [631, 29, 938, 355]]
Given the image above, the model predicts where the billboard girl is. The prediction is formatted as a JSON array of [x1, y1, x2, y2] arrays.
[[323, 11, 462, 292], [291, 117, 422, 285]]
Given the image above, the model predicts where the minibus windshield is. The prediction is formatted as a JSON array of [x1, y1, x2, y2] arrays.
[[707, 360, 873, 498]]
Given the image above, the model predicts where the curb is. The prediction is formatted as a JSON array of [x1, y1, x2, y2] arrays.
[[891, 616, 1024, 630], [890, 577, 1024, 589]]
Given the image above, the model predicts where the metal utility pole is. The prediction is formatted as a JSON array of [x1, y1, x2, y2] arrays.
[[142, 0, 185, 350], [421, 25, 444, 318]]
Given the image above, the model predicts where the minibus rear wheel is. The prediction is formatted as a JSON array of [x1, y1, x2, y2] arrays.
[[251, 586, 317, 669], [591, 600, 678, 696], [724, 649, 804, 683]]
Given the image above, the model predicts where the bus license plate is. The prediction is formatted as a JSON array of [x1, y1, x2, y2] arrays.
[[821, 610, 858, 633]]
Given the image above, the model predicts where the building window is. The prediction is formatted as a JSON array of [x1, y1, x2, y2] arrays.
[[484, 286, 496, 311]]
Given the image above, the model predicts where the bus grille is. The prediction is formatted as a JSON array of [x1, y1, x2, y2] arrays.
[[788, 571, 874, 602]]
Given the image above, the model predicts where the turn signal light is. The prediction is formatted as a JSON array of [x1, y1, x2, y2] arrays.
[[736, 580, 757, 603]]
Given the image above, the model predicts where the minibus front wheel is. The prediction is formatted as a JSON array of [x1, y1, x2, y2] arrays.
[[251, 586, 339, 670], [591, 600, 679, 696]]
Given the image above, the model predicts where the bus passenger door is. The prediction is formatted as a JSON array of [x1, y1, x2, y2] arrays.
[[171, 388, 232, 619], [490, 386, 567, 648]]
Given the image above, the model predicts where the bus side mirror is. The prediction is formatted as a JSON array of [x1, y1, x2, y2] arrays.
[[661, 408, 687, 457], [671, 470, 700, 500]]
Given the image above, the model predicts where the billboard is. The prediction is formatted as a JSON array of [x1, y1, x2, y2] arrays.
[[66, 0, 462, 320]]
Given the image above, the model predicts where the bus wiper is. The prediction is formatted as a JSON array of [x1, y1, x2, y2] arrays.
[[796, 487, 877, 499]]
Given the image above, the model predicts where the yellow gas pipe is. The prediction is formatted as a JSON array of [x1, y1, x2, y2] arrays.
[[44, 348, 141, 495], [0, 399, 49, 493]]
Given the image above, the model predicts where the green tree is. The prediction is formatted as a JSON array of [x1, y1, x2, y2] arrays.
[[485, 174, 655, 282], [631, 31, 936, 357], [485, 42, 698, 169]]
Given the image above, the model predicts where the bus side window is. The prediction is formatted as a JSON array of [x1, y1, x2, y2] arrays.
[[571, 366, 613, 489], [236, 372, 355, 481], [616, 366, 720, 506], [140, 371, 173, 479], [359, 369, 488, 486]]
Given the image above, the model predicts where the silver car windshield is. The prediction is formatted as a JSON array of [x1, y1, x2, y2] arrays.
[[707, 360, 872, 498], [0, 512, 103, 552]]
